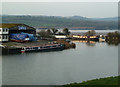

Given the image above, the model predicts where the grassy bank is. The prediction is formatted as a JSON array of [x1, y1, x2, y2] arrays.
[[59, 76, 119, 87]]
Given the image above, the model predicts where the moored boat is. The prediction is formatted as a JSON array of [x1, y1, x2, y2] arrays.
[[21, 44, 65, 53]]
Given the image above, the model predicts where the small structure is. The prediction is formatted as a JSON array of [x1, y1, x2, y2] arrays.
[[0, 24, 36, 42], [54, 35, 67, 39]]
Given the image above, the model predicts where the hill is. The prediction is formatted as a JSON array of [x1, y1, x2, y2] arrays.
[[92, 17, 118, 21], [68, 16, 118, 21], [1, 15, 118, 30]]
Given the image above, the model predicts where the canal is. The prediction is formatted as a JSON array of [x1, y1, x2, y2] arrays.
[[2, 41, 118, 85]]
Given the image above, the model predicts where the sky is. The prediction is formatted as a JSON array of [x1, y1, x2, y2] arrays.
[[1, 2, 118, 18]]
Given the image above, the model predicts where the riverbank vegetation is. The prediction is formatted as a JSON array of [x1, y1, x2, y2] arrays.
[[58, 76, 119, 87], [106, 31, 120, 45]]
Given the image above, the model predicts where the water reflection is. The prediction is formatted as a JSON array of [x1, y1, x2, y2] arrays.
[[106, 40, 120, 46], [72, 40, 96, 46], [72, 40, 119, 46]]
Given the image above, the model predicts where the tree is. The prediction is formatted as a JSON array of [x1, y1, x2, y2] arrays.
[[86, 30, 96, 36], [106, 31, 120, 45], [51, 28, 58, 35], [114, 31, 120, 37], [107, 31, 120, 39], [38, 30, 48, 38], [63, 28, 70, 35], [46, 29, 52, 35]]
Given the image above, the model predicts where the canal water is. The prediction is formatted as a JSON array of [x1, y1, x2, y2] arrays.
[[2, 41, 118, 85]]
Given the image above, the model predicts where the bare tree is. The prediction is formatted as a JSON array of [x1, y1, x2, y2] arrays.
[[63, 28, 70, 35], [86, 30, 96, 36]]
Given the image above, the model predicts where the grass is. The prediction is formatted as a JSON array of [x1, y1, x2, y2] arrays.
[[58, 76, 119, 87]]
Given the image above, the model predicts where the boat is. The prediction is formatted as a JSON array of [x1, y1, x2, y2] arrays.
[[99, 38, 106, 42], [21, 44, 65, 53], [99, 35, 106, 42]]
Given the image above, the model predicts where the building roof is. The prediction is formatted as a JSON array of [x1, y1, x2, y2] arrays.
[[0, 24, 35, 30], [0, 24, 22, 28]]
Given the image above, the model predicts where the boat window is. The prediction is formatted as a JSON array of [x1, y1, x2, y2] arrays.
[[34, 47, 38, 49], [44, 47, 47, 48], [53, 45, 56, 47], [26, 48, 30, 50]]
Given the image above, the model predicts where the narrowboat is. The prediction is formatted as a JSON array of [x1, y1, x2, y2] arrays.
[[21, 44, 65, 53]]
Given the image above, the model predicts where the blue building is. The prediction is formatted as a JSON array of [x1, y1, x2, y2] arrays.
[[0, 24, 36, 42]]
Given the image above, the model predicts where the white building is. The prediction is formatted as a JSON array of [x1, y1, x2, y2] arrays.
[[0, 28, 9, 42], [54, 35, 67, 39]]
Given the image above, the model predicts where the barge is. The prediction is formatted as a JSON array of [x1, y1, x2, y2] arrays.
[[1, 43, 65, 55], [21, 44, 65, 53], [72, 35, 99, 41]]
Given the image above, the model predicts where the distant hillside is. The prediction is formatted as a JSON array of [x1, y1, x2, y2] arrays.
[[68, 16, 89, 20], [92, 17, 118, 21], [68, 16, 118, 21], [1, 15, 118, 30]]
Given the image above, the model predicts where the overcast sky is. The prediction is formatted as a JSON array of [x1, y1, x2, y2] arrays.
[[2, 2, 118, 18]]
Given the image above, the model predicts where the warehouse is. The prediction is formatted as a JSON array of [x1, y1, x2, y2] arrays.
[[0, 24, 36, 42]]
